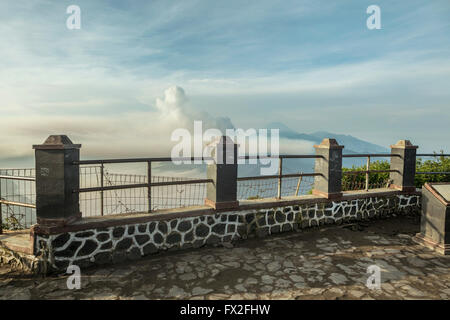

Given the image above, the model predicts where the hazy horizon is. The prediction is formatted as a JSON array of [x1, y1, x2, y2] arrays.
[[1, 1, 449, 166]]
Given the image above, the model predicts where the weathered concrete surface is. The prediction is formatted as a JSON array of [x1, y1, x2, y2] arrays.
[[0, 215, 449, 300]]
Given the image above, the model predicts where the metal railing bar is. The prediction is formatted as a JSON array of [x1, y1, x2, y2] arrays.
[[74, 157, 214, 165], [0, 175, 35, 181], [417, 154, 450, 157], [342, 153, 401, 158], [75, 179, 213, 193], [0, 200, 36, 209], [237, 173, 321, 181], [343, 170, 399, 174], [416, 172, 450, 175]]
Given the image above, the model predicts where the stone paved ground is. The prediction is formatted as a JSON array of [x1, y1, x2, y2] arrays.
[[0, 215, 449, 300]]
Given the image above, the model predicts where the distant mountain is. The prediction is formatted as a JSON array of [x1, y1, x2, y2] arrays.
[[265, 122, 389, 154], [152, 123, 389, 178]]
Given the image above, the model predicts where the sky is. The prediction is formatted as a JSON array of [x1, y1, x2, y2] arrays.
[[0, 0, 449, 168]]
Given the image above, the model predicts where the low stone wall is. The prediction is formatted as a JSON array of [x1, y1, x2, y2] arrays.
[[33, 190, 420, 272]]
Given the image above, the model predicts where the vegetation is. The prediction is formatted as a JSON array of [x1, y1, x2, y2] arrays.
[[342, 153, 450, 190]]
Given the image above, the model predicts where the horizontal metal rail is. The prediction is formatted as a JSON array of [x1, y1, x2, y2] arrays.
[[237, 173, 321, 181], [74, 157, 213, 165], [416, 172, 450, 175], [74, 178, 213, 193], [238, 155, 323, 160], [343, 169, 399, 175], [0, 199, 36, 209], [342, 153, 401, 158], [417, 154, 450, 157], [0, 175, 35, 181]]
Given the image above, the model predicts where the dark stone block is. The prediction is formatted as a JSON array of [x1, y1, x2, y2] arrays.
[[181, 243, 193, 250], [158, 222, 168, 234], [170, 220, 177, 229], [206, 235, 221, 245], [128, 247, 141, 260], [96, 233, 110, 242], [94, 252, 112, 264], [78, 240, 98, 256], [113, 227, 125, 238], [256, 227, 270, 238], [75, 231, 94, 238], [237, 225, 247, 238], [257, 216, 266, 227], [228, 214, 237, 222], [54, 259, 70, 270], [153, 233, 164, 244], [101, 241, 112, 250], [178, 221, 192, 232], [167, 232, 181, 244], [74, 258, 92, 269], [324, 210, 332, 217], [267, 212, 275, 225], [282, 223, 292, 232], [271, 225, 280, 233], [127, 226, 135, 235], [149, 222, 156, 233], [195, 223, 209, 238], [184, 231, 194, 242], [293, 205, 300, 211], [52, 233, 70, 248], [207, 217, 215, 225], [116, 238, 132, 250], [212, 223, 226, 235], [135, 234, 150, 245], [54, 241, 82, 258], [247, 221, 257, 234], [223, 235, 233, 242], [112, 251, 127, 263], [227, 224, 236, 234], [287, 212, 293, 222], [245, 213, 255, 224], [283, 207, 290, 213], [221, 215, 227, 222], [276, 211, 286, 223], [138, 224, 147, 233], [193, 239, 205, 248], [143, 243, 158, 255]]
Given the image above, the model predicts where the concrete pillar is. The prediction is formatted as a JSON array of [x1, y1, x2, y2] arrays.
[[205, 136, 239, 210], [33, 135, 81, 226], [413, 183, 450, 255], [389, 140, 418, 192], [312, 138, 344, 199]]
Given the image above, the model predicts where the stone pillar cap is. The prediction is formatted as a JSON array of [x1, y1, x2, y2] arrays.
[[207, 135, 237, 147], [390, 140, 418, 149], [33, 135, 81, 150], [314, 138, 344, 149]]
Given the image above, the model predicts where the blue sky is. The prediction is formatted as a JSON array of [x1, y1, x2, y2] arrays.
[[0, 0, 449, 165]]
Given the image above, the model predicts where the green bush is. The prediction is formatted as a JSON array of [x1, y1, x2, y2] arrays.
[[342, 153, 450, 190]]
